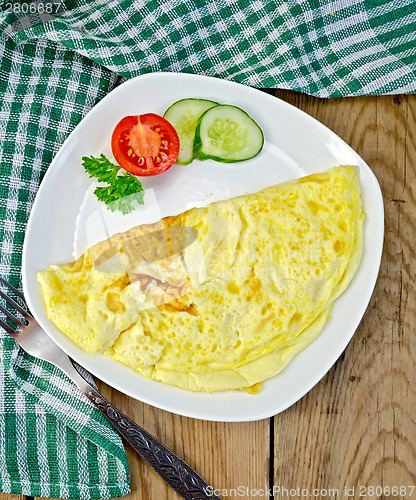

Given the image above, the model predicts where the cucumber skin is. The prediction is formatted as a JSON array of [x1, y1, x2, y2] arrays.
[[163, 97, 219, 116], [193, 107, 264, 163], [175, 157, 193, 166], [164, 98, 219, 165]]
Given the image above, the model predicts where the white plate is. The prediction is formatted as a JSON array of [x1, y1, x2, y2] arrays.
[[22, 72, 384, 422]]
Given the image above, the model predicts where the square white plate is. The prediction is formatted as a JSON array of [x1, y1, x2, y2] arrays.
[[22, 72, 384, 422]]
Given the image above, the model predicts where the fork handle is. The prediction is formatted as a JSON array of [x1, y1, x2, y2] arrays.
[[82, 386, 220, 500]]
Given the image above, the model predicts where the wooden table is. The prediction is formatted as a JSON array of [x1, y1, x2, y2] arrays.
[[2, 90, 415, 500]]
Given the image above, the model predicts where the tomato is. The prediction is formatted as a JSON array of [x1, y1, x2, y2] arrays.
[[111, 114, 180, 176]]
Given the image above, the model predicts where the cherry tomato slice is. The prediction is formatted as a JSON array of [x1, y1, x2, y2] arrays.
[[111, 114, 180, 176]]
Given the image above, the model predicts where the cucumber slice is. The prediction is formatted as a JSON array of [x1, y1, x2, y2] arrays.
[[164, 98, 218, 165], [193, 105, 264, 162]]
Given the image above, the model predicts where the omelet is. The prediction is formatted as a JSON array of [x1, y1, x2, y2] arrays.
[[37, 166, 364, 392]]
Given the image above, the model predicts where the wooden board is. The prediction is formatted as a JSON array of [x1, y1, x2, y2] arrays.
[[2, 91, 414, 500], [96, 383, 270, 499]]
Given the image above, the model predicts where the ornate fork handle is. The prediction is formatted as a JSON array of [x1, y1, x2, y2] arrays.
[[83, 386, 220, 500]]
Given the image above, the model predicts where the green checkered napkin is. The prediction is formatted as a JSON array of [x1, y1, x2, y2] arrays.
[[0, 10, 131, 499], [0, 0, 415, 498], [5, 0, 416, 96]]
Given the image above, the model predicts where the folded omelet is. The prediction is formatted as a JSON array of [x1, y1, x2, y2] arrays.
[[37, 166, 364, 392]]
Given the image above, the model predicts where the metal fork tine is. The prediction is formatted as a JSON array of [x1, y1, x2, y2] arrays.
[[0, 316, 18, 335], [0, 288, 32, 318], [0, 276, 25, 301], [0, 302, 26, 329]]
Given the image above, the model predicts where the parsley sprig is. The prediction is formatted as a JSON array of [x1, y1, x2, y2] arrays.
[[82, 154, 145, 215]]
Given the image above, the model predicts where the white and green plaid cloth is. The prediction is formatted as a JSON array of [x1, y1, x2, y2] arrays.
[[0, 0, 415, 498]]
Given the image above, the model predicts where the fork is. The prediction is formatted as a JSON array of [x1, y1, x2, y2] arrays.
[[0, 277, 220, 500]]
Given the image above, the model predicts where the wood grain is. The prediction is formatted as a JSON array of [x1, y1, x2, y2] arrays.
[[272, 91, 416, 499], [1, 92, 411, 500], [97, 382, 270, 499]]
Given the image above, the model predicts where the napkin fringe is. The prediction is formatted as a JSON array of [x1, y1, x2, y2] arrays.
[[0, 478, 131, 500]]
